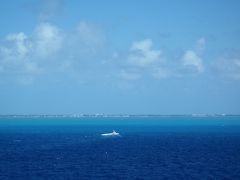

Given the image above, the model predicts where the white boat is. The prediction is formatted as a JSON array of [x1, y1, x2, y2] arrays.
[[101, 130, 120, 136]]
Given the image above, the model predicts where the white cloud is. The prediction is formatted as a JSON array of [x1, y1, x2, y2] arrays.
[[0, 21, 106, 84], [0, 32, 41, 75], [118, 38, 171, 81], [0, 26, 209, 85], [34, 22, 63, 58], [6, 32, 30, 58], [128, 39, 162, 67], [182, 38, 205, 73], [118, 37, 207, 81], [0, 24, 62, 76], [182, 50, 204, 73]]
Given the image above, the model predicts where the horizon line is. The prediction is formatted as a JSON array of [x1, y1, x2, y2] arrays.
[[0, 113, 239, 117]]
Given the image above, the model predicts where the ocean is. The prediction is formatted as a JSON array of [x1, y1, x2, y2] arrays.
[[0, 116, 240, 179]]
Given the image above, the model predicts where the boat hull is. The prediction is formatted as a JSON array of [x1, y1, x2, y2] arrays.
[[101, 132, 120, 136]]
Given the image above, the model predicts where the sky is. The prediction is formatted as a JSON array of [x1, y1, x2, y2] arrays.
[[0, 0, 240, 114]]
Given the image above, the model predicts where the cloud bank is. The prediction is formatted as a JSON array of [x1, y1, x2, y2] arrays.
[[0, 21, 105, 84], [118, 38, 207, 81], [1, 20, 239, 86]]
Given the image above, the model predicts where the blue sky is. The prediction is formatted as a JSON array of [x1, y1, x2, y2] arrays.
[[0, 0, 240, 114]]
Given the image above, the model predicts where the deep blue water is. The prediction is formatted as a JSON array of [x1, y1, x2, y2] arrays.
[[0, 116, 240, 179]]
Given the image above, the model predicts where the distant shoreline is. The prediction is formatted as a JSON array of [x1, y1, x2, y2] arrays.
[[0, 114, 239, 118]]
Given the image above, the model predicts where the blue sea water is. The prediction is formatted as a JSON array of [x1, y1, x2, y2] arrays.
[[0, 116, 240, 179]]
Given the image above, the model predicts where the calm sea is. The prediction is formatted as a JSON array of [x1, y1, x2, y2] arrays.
[[0, 116, 240, 179]]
